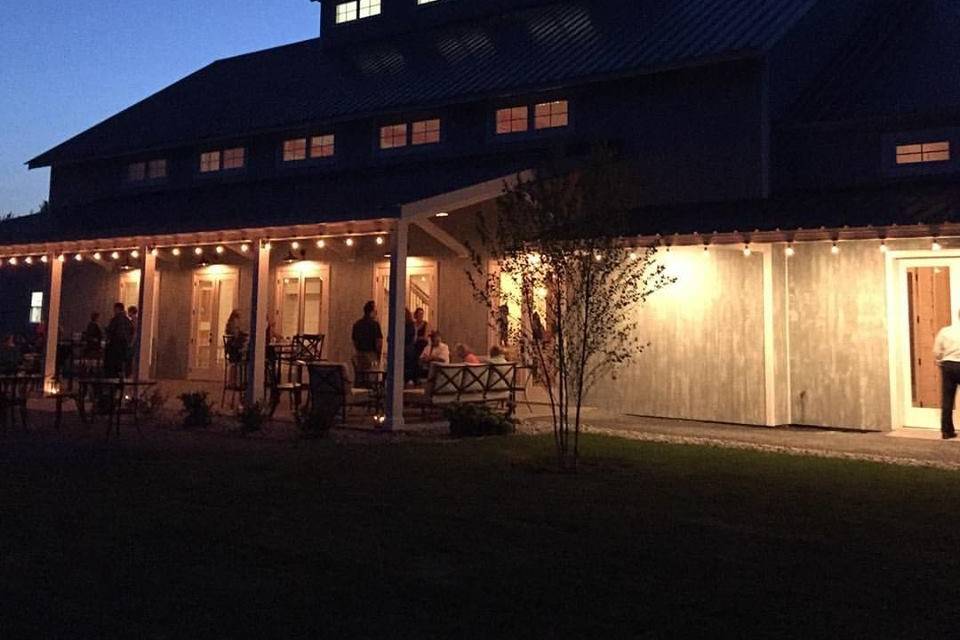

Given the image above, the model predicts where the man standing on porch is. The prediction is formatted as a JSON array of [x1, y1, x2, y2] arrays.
[[352, 301, 383, 371], [933, 310, 960, 440]]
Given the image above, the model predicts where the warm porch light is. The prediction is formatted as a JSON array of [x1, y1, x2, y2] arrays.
[[215, 245, 225, 255], [263, 242, 272, 250], [345, 238, 355, 247], [880, 242, 888, 253], [40, 255, 48, 264], [130, 250, 140, 259], [150, 248, 158, 257], [743, 245, 752, 257], [57, 255, 64, 263], [785, 245, 795, 257], [93, 252, 102, 261], [831, 243, 840, 255], [74, 254, 83, 262], [240, 243, 250, 253], [24, 257, 33, 265], [111, 251, 120, 260], [9, 257, 17, 265], [172, 247, 182, 256], [376, 236, 385, 246], [933, 240, 943, 251], [291, 241, 300, 250], [316, 239, 326, 249], [194, 247, 203, 256], [435, 212, 449, 218]]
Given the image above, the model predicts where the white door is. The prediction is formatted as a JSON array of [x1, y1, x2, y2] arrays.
[[896, 257, 960, 428], [374, 259, 438, 340], [273, 263, 330, 341], [189, 267, 239, 380], [117, 269, 162, 375]]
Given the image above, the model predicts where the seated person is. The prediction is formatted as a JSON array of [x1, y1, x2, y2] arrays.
[[487, 345, 508, 364], [419, 331, 450, 378], [455, 343, 481, 365]]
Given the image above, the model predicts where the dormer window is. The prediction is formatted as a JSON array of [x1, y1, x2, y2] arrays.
[[534, 100, 569, 130], [283, 134, 336, 162], [126, 159, 167, 183], [336, 0, 381, 24], [495, 100, 569, 135], [496, 107, 529, 134], [379, 119, 442, 150], [200, 147, 245, 173], [896, 141, 950, 165]]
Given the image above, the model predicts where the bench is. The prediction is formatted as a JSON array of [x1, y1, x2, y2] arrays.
[[405, 362, 517, 416]]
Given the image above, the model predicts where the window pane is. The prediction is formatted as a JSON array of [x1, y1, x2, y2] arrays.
[[223, 147, 245, 169], [31, 291, 43, 307], [310, 134, 336, 158], [411, 119, 441, 145], [147, 159, 167, 179], [496, 106, 528, 134], [897, 141, 951, 165], [281, 277, 301, 339], [200, 151, 221, 173], [283, 139, 307, 162], [303, 277, 323, 334], [359, 0, 381, 18], [535, 100, 569, 129], [127, 162, 146, 182], [336, 1, 358, 23], [380, 124, 407, 149]]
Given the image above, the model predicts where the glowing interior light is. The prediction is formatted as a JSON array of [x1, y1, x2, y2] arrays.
[[291, 241, 300, 250], [194, 247, 203, 256], [435, 212, 449, 218], [831, 243, 840, 255], [785, 245, 795, 257], [345, 238, 355, 247], [111, 251, 120, 260], [316, 239, 326, 249], [216, 245, 225, 255], [933, 240, 943, 251], [130, 250, 140, 259], [172, 247, 182, 256]]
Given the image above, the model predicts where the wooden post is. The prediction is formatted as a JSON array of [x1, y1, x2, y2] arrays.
[[42, 254, 63, 394], [136, 247, 158, 379], [384, 219, 409, 430], [246, 240, 271, 406]]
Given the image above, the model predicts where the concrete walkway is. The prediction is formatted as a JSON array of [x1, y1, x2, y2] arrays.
[[521, 409, 960, 470]]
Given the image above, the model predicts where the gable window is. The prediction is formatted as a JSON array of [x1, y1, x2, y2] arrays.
[[496, 107, 529, 134], [896, 141, 951, 165], [311, 134, 336, 158], [283, 139, 308, 162], [534, 100, 569, 130], [380, 124, 409, 149], [411, 119, 441, 145], [336, 0, 380, 23], [126, 159, 167, 182], [201, 147, 245, 173], [29, 291, 43, 324], [282, 134, 336, 162]]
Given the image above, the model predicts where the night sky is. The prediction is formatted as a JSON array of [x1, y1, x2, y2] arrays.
[[0, 0, 320, 216]]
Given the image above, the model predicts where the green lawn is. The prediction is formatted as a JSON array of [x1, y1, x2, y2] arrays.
[[1, 432, 959, 638]]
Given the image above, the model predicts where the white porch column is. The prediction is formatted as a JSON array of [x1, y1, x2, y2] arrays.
[[42, 254, 64, 394], [136, 247, 158, 379], [384, 219, 410, 430], [246, 240, 271, 406]]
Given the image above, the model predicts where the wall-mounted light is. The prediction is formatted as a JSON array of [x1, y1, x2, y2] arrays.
[[150, 248, 158, 257], [831, 243, 840, 255], [57, 255, 65, 263], [743, 245, 752, 257], [263, 242, 272, 251], [933, 240, 943, 251], [879, 241, 888, 253], [785, 245, 795, 257]]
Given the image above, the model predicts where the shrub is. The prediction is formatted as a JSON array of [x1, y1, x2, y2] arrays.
[[298, 405, 336, 439], [236, 402, 268, 435], [179, 391, 214, 430], [444, 403, 515, 438], [139, 388, 169, 419]]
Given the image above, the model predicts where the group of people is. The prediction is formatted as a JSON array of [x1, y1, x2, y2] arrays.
[[350, 300, 506, 385], [81, 303, 140, 378]]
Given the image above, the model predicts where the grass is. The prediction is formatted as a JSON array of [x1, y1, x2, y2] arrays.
[[1, 432, 960, 638]]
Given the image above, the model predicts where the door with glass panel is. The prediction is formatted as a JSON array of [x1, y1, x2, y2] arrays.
[[189, 267, 239, 380], [373, 260, 438, 341], [274, 264, 330, 342], [897, 258, 960, 428]]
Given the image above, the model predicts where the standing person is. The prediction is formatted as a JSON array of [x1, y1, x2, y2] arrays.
[[104, 303, 134, 378], [126, 306, 139, 377], [403, 308, 418, 384], [935, 311, 960, 440], [413, 308, 429, 355], [82, 312, 103, 357], [351, 301, 383, 372]]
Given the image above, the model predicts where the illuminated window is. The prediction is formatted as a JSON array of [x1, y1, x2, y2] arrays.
[[222, 147, 245, 170], [896, 141, 951, 165], [496, 107, 529, 134], [380, 124, 408, 149], [411, 119, 441, 145], [29, 291, 43, 324], [534, 100, 569, 129], [283, 139, 308, 162], [127, 162, 146, 182], [336, 0, 380, 23], [147, 159, 167, 179], [200, 151, 221, 173], [310, 134, 336, 158], [418, 0, 439, 4]]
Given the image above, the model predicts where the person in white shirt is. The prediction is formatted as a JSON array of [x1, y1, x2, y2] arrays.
[[933, 312, 960, 439], [419, 331, 450, 378]]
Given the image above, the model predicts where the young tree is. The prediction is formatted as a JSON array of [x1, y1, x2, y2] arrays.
[[468, 149, 674, 471]]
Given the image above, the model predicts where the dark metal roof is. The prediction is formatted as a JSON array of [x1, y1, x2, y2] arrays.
[[784, 0, 960, 124], [29, 0, 816, 168]]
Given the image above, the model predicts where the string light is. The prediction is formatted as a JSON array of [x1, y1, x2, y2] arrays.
[[263, 242, 272, 250], [40, 255, 49, 264], [57, 255, 65, 263], [9, 257, 17, 266], [172, 247, 181, 256], [376, 236, 385, 246], [194, 247, 203, 256], [24, 256, 33, 265], [316, 239, 325, 249], [240, 243, 250, 253], [216, 245, 225, 255], [111, 251, 120, 260], [291, 241, 300, 250], [130, 250, 140, 259], [150, 248, 158, 257], [345, 238, 355, 247], [74, 253, 83, 262], [93, 252, 102, 261]]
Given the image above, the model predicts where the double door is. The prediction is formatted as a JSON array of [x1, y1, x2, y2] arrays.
[[189, 268, 239, 380], [374, 260, 438, 341], [274, 264, 330, 342]]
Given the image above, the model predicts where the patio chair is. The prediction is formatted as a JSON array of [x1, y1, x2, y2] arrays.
[[307, 362, 371, 424], [267, 349, 305, 418], [0, 375, 33, 433], [293, 334, 325, 363], [511, 365, 535, 413], [405, 363, 465, 416], [485, 362, 517, 415], [459, 364, 489, 403], [221, 335, 249, 410]]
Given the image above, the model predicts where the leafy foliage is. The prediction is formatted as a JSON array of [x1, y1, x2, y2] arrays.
[[178, 391, 214, 430], [236, 402, 268, 434], [467, 146, 674, 470], [444, 403, 516, 438]]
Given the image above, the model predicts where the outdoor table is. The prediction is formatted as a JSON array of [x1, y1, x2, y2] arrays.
[[77, 377, 157, 437]]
